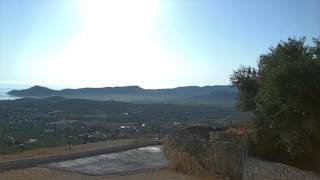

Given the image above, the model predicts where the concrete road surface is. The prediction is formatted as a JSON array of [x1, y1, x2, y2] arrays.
[[44, 146, 168, 176]]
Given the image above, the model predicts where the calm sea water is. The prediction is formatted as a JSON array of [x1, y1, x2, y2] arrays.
[[0, 84, 32, 100], [0, 84, 67, 100], [0, 88, 19, 100], [0, 88, 21, 100]]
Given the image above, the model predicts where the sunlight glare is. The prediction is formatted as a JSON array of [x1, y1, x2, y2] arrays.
[[35, 0, 185, 88]]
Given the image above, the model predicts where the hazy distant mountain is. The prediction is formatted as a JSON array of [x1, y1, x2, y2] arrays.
[[192, 91, 238, 101], [60, 86, 145, 95], [0, 96, 238, 122], [8, 85, 56, 97], [7, 85, 237, 104]]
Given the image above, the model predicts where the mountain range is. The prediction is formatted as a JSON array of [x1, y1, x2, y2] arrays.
[[7, 85, 238, 105]]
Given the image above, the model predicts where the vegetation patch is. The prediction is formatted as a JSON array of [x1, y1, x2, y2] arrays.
[[231, 37, 320, 172], [163, 137, 228, 180]]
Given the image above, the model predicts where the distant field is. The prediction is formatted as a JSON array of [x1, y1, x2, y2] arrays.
[[0, 97, 247, 155]]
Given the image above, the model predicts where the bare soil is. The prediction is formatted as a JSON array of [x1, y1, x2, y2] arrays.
[[0, 167, 207, 180]]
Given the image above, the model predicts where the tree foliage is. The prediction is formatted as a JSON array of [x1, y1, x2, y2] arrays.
[[230, 65, 258, 111], [231, 37, 320, 170]]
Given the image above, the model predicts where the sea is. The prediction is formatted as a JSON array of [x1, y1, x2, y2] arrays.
[[0, 84, 67, 100], [0, 84, 31, 100]]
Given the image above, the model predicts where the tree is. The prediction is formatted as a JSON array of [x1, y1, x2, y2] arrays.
[[231, 37, 320, 170], [230, 65, 258, 111]]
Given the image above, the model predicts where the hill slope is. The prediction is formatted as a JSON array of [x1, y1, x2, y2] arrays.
[[7, 85, 238, 104]]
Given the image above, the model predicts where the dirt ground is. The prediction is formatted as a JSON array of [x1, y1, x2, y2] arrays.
[[0, 167, 207, 180]]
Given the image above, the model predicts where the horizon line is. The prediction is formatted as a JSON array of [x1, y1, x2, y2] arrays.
[[0, 83, 233, 90]]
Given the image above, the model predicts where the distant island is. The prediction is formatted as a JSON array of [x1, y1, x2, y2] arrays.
[[8, 85, 238, 105]]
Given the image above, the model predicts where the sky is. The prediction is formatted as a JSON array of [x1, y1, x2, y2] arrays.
[[0, 0, 319, 89]]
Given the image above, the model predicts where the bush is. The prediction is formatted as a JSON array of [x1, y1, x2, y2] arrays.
[[163, 139, 226, 179], [231, 37, 320, 172]]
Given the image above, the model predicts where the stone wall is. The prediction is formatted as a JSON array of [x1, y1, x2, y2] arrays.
[[244, 156, 320, 180]]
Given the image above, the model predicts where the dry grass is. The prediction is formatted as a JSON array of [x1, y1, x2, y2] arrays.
[[225, 127, 246, 136], [163, 141, 223, 180], [166, 148, 208, 175]]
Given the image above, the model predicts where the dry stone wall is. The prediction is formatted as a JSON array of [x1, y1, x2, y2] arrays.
[[244, 157, 320, 180]]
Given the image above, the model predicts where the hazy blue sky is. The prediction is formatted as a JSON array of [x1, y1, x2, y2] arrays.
[[1, 0, 319, 89]]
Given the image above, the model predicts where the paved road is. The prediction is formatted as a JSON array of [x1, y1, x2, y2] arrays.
[[44, 146, 168, 176], [0, 141, 161, 172]]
